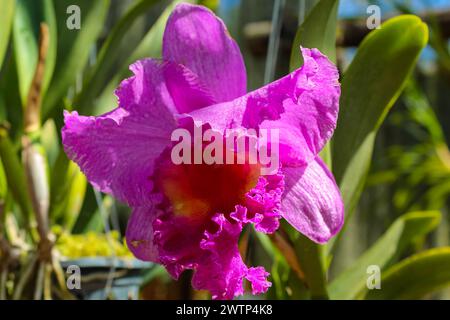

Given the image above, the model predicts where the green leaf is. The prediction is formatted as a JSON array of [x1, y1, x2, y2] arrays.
[[0, 0, 15, 68], [92, 0, 188, 115], [75, 0, 163, 114], [255, 232, 290, 299], [0, 127, 33, 222], [290, 0, 338, 69], [364, 247, 450, 299], [292, 232, 329, 299], [255, 231, 309, 299], [40, 119, 59, 166], [329, 211, 441, 299], [72, 185, 103, 233], [42, 0, 110, 118], [61, 165, 87, 231], [0, 154, 7, 201], [0, 52, 22, 138], [331, 15, 428, 226], [49, 150, 70, 221], [49, 150, 86, 231], [13, 0, 57, 106]]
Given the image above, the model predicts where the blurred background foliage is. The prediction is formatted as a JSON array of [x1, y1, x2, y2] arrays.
[[0, 0, 449, 300]]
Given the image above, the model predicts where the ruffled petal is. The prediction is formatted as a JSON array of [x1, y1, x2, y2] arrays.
[[153, 204, 273, 299], [196, 213, 272, 299], [281, 157, 344, 244], [193, 213, 248, 300], [246, 267, 271, 295], [163, 3, 246, 102], [153, 213, 206, 279], [188, 48, 340, 167], [126, 204, 161, 262], [241, 172, 285, 234], [261, 48, 340, 166], [62, 59, 178, 206]]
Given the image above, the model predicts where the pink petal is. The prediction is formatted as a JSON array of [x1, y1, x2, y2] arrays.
[[261, 48, 340, 166], [193, 214, 248, 300], [163, 62, 216, 113], [193, 213, 272, 299], [281, 157, 344, 244], [241, 172, 285, 234], [153, 205, 272, 299], [126, 205, 160, 262], [187, 48, 340, 167], [163, 3, 247, 103], [153, 213, 207, 279], [246, 267, 271, 295], [62, 59, 178, 206]]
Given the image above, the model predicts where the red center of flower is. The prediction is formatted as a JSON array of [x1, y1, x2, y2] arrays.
[[155, 161, 260, 221]]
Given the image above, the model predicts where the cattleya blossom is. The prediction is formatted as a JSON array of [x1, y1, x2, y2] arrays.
[[62, 3, 344, 299]]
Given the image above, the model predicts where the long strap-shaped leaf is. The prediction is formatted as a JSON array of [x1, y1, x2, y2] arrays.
[[290, 0, 338, 69], [91, 0, 192, 116], [0, 0, 15, 69], [75, 0, 162, 114], [13, 0, 57, 107], [364, 247, 450, 299], [42, 0, 111, 119], [330, 15, 428, 250], [0, 128, 33, 224], [329, 211, 441, 299]]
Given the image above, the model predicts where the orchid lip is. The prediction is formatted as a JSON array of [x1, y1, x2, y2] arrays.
[[155, 151, 261, 221]]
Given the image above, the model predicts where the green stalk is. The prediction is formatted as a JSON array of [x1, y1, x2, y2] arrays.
[[12, 253, 37, 300], [75, 0, 162, 113], [0, 126, 33, 224], [21, 23, 54, 302], [22, 23, 51, 244], [0, 268, 7, 300], [33, 261, 45, 300], [51, 251, 74, 300], [43, 263, 52, 300]]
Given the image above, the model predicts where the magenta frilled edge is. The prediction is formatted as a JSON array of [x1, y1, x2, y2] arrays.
[[62, 3, 344, 299]]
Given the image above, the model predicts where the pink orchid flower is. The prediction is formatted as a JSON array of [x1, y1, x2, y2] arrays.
[[62, 3, 344, 299]]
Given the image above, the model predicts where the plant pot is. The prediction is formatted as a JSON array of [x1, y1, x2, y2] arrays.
[[60, 257, 153, 300]]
